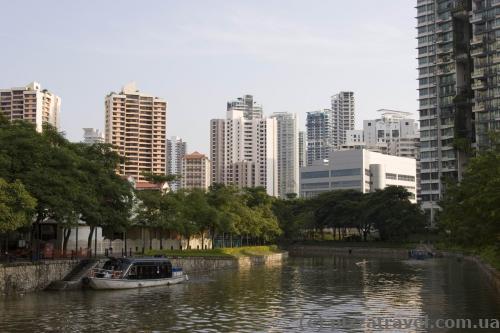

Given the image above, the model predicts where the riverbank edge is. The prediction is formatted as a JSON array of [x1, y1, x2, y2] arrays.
[[286, 244, 500, 293], [440, 251, 500, 294], [286, 244, 409, 258], [0, 252, 288, 296]]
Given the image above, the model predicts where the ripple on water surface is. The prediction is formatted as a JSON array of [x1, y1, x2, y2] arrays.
[[0, 257, 499, 332]]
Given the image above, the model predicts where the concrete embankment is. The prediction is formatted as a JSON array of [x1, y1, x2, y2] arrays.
[[0, 260, 80, 296], [441, 251, 500, 294], [1, 252, 288, 296], [287, 245, 408, 258]]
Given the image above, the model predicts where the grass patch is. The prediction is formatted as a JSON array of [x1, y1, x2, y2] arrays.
[[145, 245, 282, 258], [478, 246, 500, 270]]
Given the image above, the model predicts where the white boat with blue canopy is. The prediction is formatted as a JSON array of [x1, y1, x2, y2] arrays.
[[86, 257, 188, 290]]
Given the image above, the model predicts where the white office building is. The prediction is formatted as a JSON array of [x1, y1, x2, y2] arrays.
[[300, 149, 417, 202], [210, 95, 278, 196], [271, 112, 299, 198]]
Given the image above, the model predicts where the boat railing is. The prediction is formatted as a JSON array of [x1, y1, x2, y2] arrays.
[[88, 268, 123, 279]]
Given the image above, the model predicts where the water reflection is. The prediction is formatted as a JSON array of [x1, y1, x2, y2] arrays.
[[0, 257, 499, 332]]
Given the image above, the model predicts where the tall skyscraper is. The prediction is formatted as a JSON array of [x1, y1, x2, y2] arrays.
[[166, 136, 187, 191], [210, 95, 278, 196], [270, 112, 299, 198], [210, 119, 225, 185], [331, 91, 355, 148], [181, 151, 211, 191], [470, 0, 500, 148], [306, 109, 333, 165], [105, 82, 167, 183], [82, 128, 105, 144], [416, 0, 499, 223], [227, 94, 263, 120], [0, 82, 60, 132], [298, 130, 307, 168]]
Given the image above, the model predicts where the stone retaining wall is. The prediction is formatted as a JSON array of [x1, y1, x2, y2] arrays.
[[0, 260, 80, 296], [169, 252, 288, 274]]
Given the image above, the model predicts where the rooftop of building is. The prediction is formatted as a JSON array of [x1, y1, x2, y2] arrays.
[[183, 151, 208, 159]]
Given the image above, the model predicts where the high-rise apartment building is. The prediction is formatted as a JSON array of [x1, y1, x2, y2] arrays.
[[210, 119, 225, 185], [181, 151, 211, 190], [166, 136, 187, 191], [298, 130, 307, 168], [363, 110, 419, 148], [331, 91, 355, 148], [470, 0, 500, 148], [270, 112, 299, 198], [210, 95, 278, 196], [82, 128, 105, 144], [105, 82, 167, 182], [416, 0, 499, 223], [306, 109, 333, 165], [227, 94, 263, 120], [305, 92, 356, 165], [0, 82, 60, 132]]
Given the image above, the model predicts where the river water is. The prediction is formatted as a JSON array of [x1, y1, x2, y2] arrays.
[[0, 256, 499, 332]]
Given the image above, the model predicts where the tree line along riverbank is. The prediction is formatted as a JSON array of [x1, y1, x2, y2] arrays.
[[1, 114, 499, 275]]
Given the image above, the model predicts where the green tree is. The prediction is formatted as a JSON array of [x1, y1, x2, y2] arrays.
[[76, 143, 134, 251], [0, 121, 86, 252], [439, 136, 500, 247], [363, 186, 425, 241], [185, 189, 217, 249], [0, 179, 37, 233]]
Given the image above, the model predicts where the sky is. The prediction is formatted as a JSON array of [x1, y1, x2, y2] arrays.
[[0, 0, 418, 154]]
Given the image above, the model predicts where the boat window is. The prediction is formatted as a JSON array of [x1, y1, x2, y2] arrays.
[[103, 260, 126, 271], [127, 261, 172, 279]]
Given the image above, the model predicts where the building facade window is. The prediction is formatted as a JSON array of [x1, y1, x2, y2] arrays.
[[331, 168, 362, 177]]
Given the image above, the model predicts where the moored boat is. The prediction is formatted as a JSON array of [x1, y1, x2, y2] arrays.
[[408, 249, 433, 260], [86, 257, 188, 290]]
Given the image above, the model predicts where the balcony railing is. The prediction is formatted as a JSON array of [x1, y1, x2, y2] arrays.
[[471, 68, 485, 78], [471, 46, 486, 57], [470, 36, 484, 46], [472, 81, 486, 90], [473, 103, 485, 112]]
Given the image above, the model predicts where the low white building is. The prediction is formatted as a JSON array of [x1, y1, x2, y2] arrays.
[[53, 224, 211, 256], [300, 149, 417, 202]]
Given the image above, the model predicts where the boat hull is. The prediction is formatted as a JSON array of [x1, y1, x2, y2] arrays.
[[88, 275, 187, 290]]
